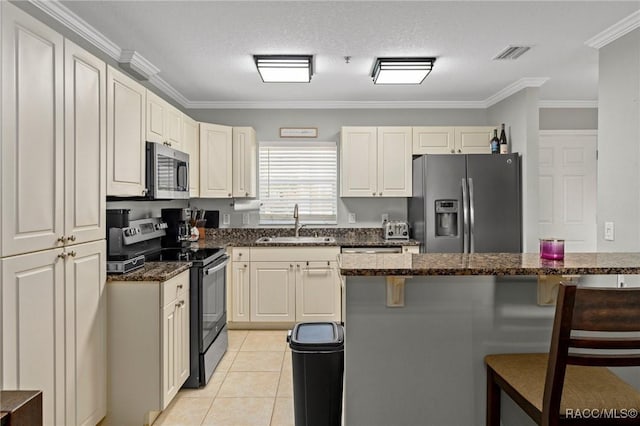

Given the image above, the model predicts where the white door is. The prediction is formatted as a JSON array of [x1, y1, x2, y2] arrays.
[[412, 127, 455, 155], [340, 127, 378, 197], [231, 262, 251, 322], [455, 126, 493, 154], [146, 90, 166, 144], [162, 301, 179, 408], [182, 115, 200, 197], [165, 106, 183, 150], [2, 248, 66, 426], [296, 261, 341, 322], [200, 123, 233, 198], [377, 127, 412, 197], [232, 127, 257, 198], [176, 289, 190, 386], [539, 130, 597, 252], [1, 4, 64, 256], [106, 66, 146, 197], [64, 40, 106, 246], [64, 240, 106, 426], [250, 262, 296, 322]]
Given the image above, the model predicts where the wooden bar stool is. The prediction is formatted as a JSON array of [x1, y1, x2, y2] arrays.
[[485, 283, 640, 426]]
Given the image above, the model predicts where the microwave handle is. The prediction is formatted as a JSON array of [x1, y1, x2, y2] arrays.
[[177, 163, 188, 190]]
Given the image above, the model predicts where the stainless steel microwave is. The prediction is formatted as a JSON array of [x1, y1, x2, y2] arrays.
[[146, 142, 190, 199]]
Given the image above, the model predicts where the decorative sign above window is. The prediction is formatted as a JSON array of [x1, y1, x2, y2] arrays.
[[279, 127, 318, 138]]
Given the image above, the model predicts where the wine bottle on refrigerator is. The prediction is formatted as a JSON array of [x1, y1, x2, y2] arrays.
[[499, 123, 508, 154], [490, 129, 499, 154]]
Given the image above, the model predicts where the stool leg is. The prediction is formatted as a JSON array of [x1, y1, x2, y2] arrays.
[[486, 368, 501, 426]]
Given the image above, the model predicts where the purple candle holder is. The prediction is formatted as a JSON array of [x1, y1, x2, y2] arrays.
[[540, 238, 564, 260]]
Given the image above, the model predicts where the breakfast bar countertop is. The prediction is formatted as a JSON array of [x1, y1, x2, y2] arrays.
[[338, 252, 640, 276]]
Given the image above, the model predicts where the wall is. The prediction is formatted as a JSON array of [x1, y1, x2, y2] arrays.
[[597, 28, 640, 251], [488, 88, 540, 252], [539, 108, 598, 130], [187, 108, 490, 227]]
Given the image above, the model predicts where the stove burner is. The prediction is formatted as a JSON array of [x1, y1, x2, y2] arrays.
[[159, 247, 225, 265]]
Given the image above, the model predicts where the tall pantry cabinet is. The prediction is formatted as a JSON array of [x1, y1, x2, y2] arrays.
[[1, 3, 107, 426]]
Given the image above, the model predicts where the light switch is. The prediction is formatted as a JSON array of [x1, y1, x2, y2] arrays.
[[222, 213, 231, 225], [242, 213, 249, 225], [348, 213, 356, 223], [604, 222, 614, 241]]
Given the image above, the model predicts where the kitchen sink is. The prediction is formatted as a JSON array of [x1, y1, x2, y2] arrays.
[[255, 236, 336, 244]]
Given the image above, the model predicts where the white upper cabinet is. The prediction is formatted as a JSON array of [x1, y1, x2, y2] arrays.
[[1, 3, 64, 256], [412, 126, 493, 155], [146, 89, 183, 150], [377, 127, 412, 197], [340, 126, 412, 197], [64, 39, 106, 246], [106, 65, 146, 197], [200, 122, 233, 198], [182, 114, 200, 197], [232, 127, 257, 198]]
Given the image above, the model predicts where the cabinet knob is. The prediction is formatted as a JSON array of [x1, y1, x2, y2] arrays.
[[142, 188, 148, 196], [327, 261, 330, 266], [68, 251, 76, 257], [177, 284, 183, 289], [228, 193, 232, 197], [450, 149, 454, 153], [290, 264, 293, 269], [57, 236, 67, 244], [372, 192, 375, 196], [57, 252, 68, 260], [68, 235, 76, 242], [457, 149, 461, 153], [379, 192, 383, 196], [238, 253, 242, 257], [244, 264, 247, 268], [245, 192, 249, 197]]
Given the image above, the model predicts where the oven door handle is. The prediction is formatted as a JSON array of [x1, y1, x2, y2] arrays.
[[204, 256, 230, 275]]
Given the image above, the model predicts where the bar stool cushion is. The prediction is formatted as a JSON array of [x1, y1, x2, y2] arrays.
[[485, 353, 640, 414]]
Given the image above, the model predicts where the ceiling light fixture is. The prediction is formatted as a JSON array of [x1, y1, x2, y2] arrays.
[[371, 57, 436, 85], [254, 55, 313, 83]]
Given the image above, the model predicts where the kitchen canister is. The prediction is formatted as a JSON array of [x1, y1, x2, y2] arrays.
[[540, 238, 565, 260]]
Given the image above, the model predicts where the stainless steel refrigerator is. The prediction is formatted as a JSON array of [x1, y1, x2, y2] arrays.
[[408, 154, 522, 253]]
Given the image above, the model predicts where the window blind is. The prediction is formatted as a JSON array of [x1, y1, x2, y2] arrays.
[[259, 141, 337, 224]]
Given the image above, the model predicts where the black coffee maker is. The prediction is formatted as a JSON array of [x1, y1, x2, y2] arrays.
[[161, 208, 192, 248]]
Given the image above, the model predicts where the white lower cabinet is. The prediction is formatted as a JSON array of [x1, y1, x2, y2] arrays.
[[230, 247, 341, 324], [107, 270, 190, 426], [1, 240, 107, 426]]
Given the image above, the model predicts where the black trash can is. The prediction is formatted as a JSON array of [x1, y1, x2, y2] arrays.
[[288, 322, 345, 426]]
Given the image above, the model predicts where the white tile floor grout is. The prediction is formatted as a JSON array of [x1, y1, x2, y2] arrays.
[[154, 330, 294, 426]]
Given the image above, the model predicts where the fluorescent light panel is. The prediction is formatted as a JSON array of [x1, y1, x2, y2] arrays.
[[372, 57, 435, 85], [254, 55, 313, 83]]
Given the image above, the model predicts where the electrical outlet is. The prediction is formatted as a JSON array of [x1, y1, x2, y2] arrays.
[[348, 213, 356, 224], [222, 213, 231, 226], [604, 221, 614, 241], [381, 213, 389, 223], [242, 213, 249, 225]]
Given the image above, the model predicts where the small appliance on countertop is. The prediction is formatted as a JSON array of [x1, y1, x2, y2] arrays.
[[383, 220, 410, 241]]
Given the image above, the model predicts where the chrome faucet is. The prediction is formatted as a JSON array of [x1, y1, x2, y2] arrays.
[[293, 203, 302, 237]]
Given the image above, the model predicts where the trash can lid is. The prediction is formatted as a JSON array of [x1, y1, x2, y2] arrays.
[[289, 322, 344, 352]]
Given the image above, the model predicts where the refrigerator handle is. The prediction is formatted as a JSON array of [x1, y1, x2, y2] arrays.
[[468, 178, 476, 253], [461, 178, 469, 253]]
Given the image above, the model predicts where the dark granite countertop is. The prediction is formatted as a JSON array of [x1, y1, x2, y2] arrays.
[[107, 261, 191, 282], [199, 228, 420, 248], [338, 252, 640, 276]]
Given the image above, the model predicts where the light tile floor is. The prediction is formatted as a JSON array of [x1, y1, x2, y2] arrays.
[[154, 330, 294, 426]]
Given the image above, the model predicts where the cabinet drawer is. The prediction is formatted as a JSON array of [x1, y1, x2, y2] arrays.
[[231, 248, 250, 262], [162, 271, 189, 307]]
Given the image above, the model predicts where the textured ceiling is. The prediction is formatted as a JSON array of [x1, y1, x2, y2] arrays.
[[60, 1, 640, 107]]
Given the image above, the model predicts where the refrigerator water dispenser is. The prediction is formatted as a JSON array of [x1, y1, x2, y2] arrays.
[[435, 200, 458, 237]]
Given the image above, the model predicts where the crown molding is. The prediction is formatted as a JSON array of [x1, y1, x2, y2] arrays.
[[183, 100, 488, 109], [148, 75, 191, 107], [119, 50, 160, 80], [484, 77, 549, 108], [585, 10, 640, 49], [538, 100, 598, 109], [28, 0, 121, 60]]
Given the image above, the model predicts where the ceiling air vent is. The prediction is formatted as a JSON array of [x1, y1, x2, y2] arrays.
[[493, 45, 532, 60]]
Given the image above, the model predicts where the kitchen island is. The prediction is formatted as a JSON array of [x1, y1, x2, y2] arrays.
[[339, 253, 640, 426]]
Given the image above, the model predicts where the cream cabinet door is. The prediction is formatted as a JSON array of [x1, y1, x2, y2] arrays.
[[455, 127, 493, 154], [377, 127, 412, 197], [106, 66, 146, 196], [165, 106, 183, 150], [1, 3, 64, 256], [64, 40, 106, 246], [250, 262, 296, 322], [176, 288, 190, 386], [146, 90, 166, 144], [2, 248, 66, 426], [232, 127, 257, 198], [64, 240, 106, 426], [182, 115, 200, 197], [412, 127, 455, 155], [231, 262, 251, 322], [340, 127, 378, 197], [296, 261, 341, 322], [162, 301, 179, 408], [200, 123, 233, 198]]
